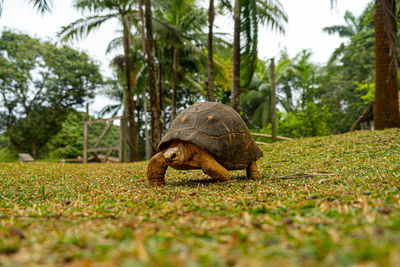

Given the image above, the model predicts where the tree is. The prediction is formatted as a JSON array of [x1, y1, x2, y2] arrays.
[[58, 0, 141, 161], [207, 0, 215, 101], [229, 0, 287, 112], [373, 0, 400, 129], [231, 0, 241, 112], [321, 4, 376, 133], [270, 58, 277, 142], [144, 0, 161, 155], [329, 0, 400, 129], [240, 56, 291, 128], [156, 0, 207, 119], [0, 31, 102, 157], [323, 10, 368, 38]]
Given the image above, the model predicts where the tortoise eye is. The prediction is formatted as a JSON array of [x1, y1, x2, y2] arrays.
[[171, 153, 177, 159]]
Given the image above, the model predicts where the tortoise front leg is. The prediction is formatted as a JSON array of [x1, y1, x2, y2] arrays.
[[246, 161, 262, 180], [199, 153, 230, 182], [147, 151, 167, 186]]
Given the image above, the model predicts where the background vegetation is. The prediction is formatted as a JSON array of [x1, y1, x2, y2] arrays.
[[0, 0, 399, 161]]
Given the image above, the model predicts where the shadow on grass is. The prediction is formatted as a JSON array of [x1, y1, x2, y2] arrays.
[[168, 175, 252, 187]]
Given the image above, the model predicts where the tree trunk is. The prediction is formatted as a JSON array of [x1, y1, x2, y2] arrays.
[[142, 86, 151, 160], [373, 0, 400, 129], [157, 64, 163, 133], [139, 0, 151, 160], [161, 66, 167, 134], [231, 0, 241, 113], [122, 14, 140, 162], [207, 0, 215, 102], [270, 58, 277, 142], [144, 0, 161, 155], [32, 138, 37, 158], [172, 47, 179, 120], [138, 0, 147, 55]]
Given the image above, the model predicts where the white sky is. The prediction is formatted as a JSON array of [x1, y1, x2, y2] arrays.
[[0, 0, 372, 114]]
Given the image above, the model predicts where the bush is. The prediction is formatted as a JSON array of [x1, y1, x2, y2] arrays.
[[277, 103, 332, 138]]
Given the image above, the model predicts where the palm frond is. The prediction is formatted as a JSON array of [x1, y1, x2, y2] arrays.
[[98, 104, 121, 118], [218, 0, 233, 13], [73, 0, 131, 13], [152, 17, 185, 46], [57, 14, 116, 42], [0, 0, 53, 16], [239, 0, 258, 90], [27, 0, 53, 15], [106, 36, 123, 54], [240, 0, 287, 91], [322, 25, 354, 37], [256, 0, 288, 34]]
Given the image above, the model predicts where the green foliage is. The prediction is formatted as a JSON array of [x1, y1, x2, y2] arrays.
[[242, 1, 400, 136], [0, 135, 16, 162], [277, 103, 332, 138], [0, 31, 103, 157], [238, 0, 288, 90], [0, 129, 399, 265], [318, 3, 376, 133], [242, 49, 331, 136], [44, 111, 120, 160], [0, 147, 17, 162], [356, 82, 375, 104]]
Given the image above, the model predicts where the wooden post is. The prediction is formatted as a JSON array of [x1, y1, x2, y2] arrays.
[[83, 103, 89, 163], [83, 120, 88, 163], [270, 58, 277, 143], [119, 117, 125, 163], [85, 103, 89, 121]]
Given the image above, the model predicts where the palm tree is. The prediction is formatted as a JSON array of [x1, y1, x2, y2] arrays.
[[231, 0, 241, 112], [207, 0, 215, 101], [230, 0, 288, 112], [322, 10, 368, 38], [58, 0, 140, 162], [144, 0, 161, 155], [0, 0, 52, 15], [240, 56, 291, 128], [373, 0, 400, 129], [156, 0, 206, 119]]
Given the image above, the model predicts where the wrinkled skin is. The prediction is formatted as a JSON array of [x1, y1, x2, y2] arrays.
[[147, 141, 261, 186]]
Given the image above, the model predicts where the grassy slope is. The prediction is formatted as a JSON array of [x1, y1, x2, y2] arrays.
[[0, 129, 399, 266]]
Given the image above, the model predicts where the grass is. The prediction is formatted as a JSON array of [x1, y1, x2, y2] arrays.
[[0, 129, 399, 266]]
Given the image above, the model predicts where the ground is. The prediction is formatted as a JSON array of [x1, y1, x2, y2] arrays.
[[0, 129, 399, 266]]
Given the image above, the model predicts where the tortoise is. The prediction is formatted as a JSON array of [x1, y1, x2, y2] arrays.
[[147, 102, 263, 185]]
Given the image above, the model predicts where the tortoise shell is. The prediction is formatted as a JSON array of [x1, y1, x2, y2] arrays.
[[158, 102, 263, 170]]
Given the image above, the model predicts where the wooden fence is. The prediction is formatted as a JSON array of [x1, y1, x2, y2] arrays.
[[251, 132, 293, 146], [83, 116, 124, 163]]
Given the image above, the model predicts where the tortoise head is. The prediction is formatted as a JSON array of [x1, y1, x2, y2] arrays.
[[163, 146, 184, 164]]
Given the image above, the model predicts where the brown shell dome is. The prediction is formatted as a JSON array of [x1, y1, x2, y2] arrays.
[[158, 102, 263, 170]]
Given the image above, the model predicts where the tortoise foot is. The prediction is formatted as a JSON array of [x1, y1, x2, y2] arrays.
[[147, 151, 167, 186], [247, 162, 262, 180]]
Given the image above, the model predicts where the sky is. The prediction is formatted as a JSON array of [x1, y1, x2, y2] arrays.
[[0, 0, 372, 114]]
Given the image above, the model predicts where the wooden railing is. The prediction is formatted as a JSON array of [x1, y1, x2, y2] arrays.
[[251, 132, 293, 145], [83, 116, 124, 163]]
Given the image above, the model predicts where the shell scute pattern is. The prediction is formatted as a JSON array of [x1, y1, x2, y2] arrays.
[[158, 102, 263, 170]]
